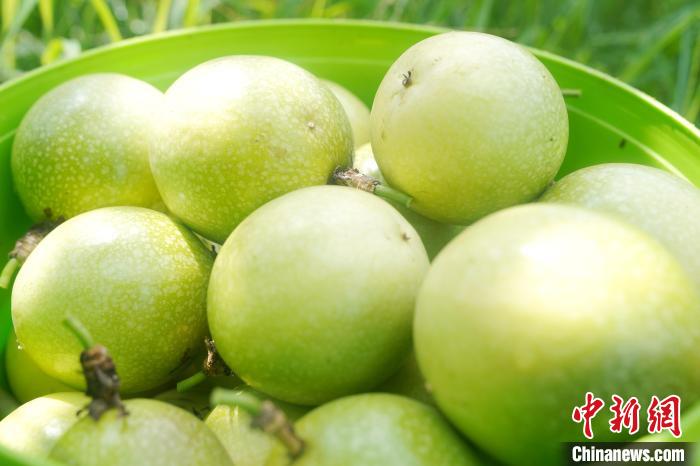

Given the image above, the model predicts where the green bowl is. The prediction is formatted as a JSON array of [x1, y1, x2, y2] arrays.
[[0, 19, 698, 466]]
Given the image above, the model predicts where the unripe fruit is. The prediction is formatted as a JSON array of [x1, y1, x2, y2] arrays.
[[371, 31, 568, 224], [415, 204, 700, 465], [541, 163, 700, 290], [267, 393, 480, 466], [151, 56, 353, 243], [5, 329, 72, 403], [208, 186, 429, 405], [49, 399, 233, 466], [0, 392, 87, 457], [11, 73, 162, 221], [12, 207, 213, 394]]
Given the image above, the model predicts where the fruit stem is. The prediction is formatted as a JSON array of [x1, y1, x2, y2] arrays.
[[0, 209, 64, 289], [332, 167, 414, 210], [374, 184, 413, 209], [176, 337, 233, 392], [211, 388, 262, 416], [562, 88, 582, 98], [0, 258, 19, 289], [211, 388, 305, 459], [176, 371, 207, 393], [63, 316, 95, 349], [63, 317, 127, 420]]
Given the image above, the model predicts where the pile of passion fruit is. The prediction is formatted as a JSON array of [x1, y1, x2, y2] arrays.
[[1, 31, 699, 466]]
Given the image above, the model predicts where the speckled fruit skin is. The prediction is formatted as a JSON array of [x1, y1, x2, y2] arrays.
[[208, 186, 429, 405], [5, 329, 73, 403], [266, 393, 480, 466], [541, 163, 700, 290], [370, 31, 568, 225], [0, 392, 87, 457], [11, 73, 162, 221], [322, 80, 370, 147], [206, 387, 308, 466], [49, 399, 232, 466], [415, 204, 700, 466], [354, 143, 463, 260], [151, 56, 353, 243], [11, 207, 214, 394]]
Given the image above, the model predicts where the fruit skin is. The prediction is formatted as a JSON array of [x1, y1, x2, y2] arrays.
[[151, 56, 353, 243], [414, 204, 700, 465], [11, 73, 162, 221], [12, 206, 214, 394], [208, 186, 429, 405], [353, 143, 463, 260], [5, 329, 73, 403], [49, 398, 232, 466], [370, 31, 568, 225], [205, 387, 308, 466], [267, 393, 480, 466], [0, 392, 87, 457], [541, 163, 700, 289], [322, 80, 370, 147]]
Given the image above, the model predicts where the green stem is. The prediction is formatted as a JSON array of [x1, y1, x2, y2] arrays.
[[210, 388, 262, 416], [0, 257, 19, 289], [176, 371, 207, 393], [63, 316, 94, 350], [374, 184, 413, 209], [561, 88, 582, 97]]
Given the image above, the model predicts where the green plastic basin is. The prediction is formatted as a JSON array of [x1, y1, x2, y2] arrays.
[[0, 19, 698, 466]]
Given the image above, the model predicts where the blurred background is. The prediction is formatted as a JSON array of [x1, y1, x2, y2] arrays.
[[0, 0, 698, 126]]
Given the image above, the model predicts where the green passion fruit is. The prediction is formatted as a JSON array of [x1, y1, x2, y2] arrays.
[[415, 203, 700, 465], [11, 207, 214, 394], [5, 329, 73, 403], [208, 186, 429, 405], [265, 393, 480, 466], [205, 387, 308, 466], [370, 31, 568, 224], [0, 392, 87, 458], [541, 163, 700, 289], [151, 56, 353, 243], [11, 73, 162, 222], [49, 398, 232, 466]]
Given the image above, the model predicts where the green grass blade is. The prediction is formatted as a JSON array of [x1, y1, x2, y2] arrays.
[[183, 0, 199, 27], [0, 0, 38, 50], [153, 0, 172, 32], [620, 5, 700, 83], [40, 37, 63, 64], [672, 26, 693, 114], [310, 0, 326, 18], [89, 0, 122, 42], [1, 0, 18, 31], [474, 0, 493, 30], [38, 0, 53, 36]]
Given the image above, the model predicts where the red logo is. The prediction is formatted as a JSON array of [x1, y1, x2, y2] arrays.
[[572, 392, 605, 439], [647, 395, 682, 438], [609, 395, 640, 435], [572, 393, 682, 439]]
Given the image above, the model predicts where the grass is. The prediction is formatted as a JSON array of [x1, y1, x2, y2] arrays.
[[0, 0, 698, 125]]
